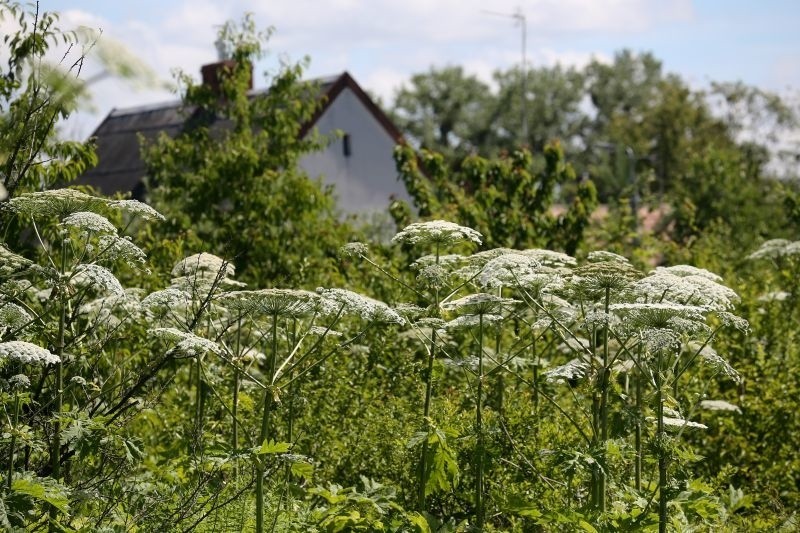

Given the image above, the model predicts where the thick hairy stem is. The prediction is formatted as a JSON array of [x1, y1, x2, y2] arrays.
[[232, 314, 242, 455], [476, 313, 485, 529], [417, 245, 440, 512], [656, 350, 668, 533], [255, 313, 279, 533], [635, 344, 643, 491], [49, 240, 67, 528], [6, 393, 20, 490], [598, 286, 610, 512]]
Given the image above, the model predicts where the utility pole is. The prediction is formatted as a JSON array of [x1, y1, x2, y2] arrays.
[[483, 7, 528, 145]]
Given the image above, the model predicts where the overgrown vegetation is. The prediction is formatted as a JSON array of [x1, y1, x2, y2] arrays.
[[1, 3, 799, 531]]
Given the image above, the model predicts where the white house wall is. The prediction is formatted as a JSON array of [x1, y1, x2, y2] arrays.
[[299, 87, 411, 213]]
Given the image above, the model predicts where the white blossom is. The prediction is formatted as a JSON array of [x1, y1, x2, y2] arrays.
[[72, 264, 125, 296], [0, 341, 59, 365], [478, 253, 541, 289], [392, 220, 482, 247], [748, 239, 800, 260], [700, 400, 741, 413], [545, 358, 590, 383], [96, 234, 148, 268], [441, 293, 518, 315], [150, 327, 223, 357], [9, 374, 30, 389], [60, 211, 117, 234], [317, 288, 404, 324], [587, 250, 630, 264], [445, 313, 503, 331], [171, 253, 235, 279], [654, 265, 722, 283], [339, 242, 369, 258], [0, 245, 32, 276], [521, 249, 577, 268], [0, 301, 32, 331], [659, 416, 708, 430], [7, 189, 110, 218], [109, 199, 165, 221]]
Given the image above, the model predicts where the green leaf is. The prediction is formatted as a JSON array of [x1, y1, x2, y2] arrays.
[[12, 476, 70, 515], [291, 461, 314, 481], [406, 512, 432, 533], [578, 520, 598, 532], [256, 439, 290, 455]]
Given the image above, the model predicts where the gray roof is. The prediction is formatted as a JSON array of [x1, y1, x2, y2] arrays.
[[74, 74, 385, 199]]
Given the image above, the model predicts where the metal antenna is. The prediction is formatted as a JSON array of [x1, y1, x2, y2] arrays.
[[483, 7, 528, 145]]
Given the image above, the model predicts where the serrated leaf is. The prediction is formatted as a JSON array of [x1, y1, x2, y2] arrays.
[[256, 439, 290, 455], [12, 476, 70, 514], [290, 461, 314, 481]]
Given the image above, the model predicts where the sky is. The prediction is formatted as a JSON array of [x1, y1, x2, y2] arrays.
[[16, 0, 800, 139]]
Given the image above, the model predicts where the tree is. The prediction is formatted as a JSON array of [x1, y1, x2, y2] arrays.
[[142, 15, 352, 287], [391, 66, 492, 158], [392, 142, 597, 255], [0, 2, 97, 200], [492, 64, 588, 153]]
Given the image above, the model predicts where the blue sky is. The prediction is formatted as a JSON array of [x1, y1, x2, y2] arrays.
[[23, 1, 800, 138]]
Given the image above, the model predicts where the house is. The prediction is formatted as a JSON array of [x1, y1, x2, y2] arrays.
[[74, 65, 411, 213]]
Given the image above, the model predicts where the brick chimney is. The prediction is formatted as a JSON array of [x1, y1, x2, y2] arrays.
[[201, 60, 253, 94]]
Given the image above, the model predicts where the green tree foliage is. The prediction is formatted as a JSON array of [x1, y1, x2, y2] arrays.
[[392, 142, 597, 255], [142, 15, 352, 287], [0, 2, 97, 199], [392, 66, 492, 159]]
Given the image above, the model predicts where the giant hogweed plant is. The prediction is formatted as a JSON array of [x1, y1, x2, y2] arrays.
[[0, 188, 163, 529], [141, 252, 407, 532], [342, 219, 747, 531]]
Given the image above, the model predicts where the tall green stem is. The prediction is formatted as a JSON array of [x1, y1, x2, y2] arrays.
[[635, 344, 643, 491], [417, 244, 440, 512], [256, 313, 279, 533], [656, 350, 668, 533], [232, 314, 242, 455], [6, 392, 20, 490], [598, 286, 610, 512], [49, 237, 67, 528], [476, 312, 485, 529]]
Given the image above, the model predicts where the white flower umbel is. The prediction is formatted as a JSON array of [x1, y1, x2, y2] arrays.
[[150, 327, 223, 358], [522, 249, 577, 269], [0, 245, 33, 276], [658, 416, 707, 430], [96, 235, 148, 269], [653, 265, 722, 283], [252, 289, 315, 318], [545, 358, 590, 384], [633, 271, 739, 311], [441, 293, 519, 315], [445, 313, 503, 331], [689, 342, 742, 384], [72, 264, 126, 296], [339, 242, 369, 259], [587, 250, 630, 264], [478, 253, 541, 289], [317, 288, 404, 325], [109, 199, 165, 221], [141, 287, 191, 314], [7, 189, 110, 219], [0, 302, 32, 332], [392, 220, 483, 248], [0, 341, 59, 365], [610, 303, 708, 329], [60, 211, 117, 235], [171, 253, 235, 279], [410, 254, 465, 270], [748, 239, 800, 260], [700, 400, 741, 413]]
